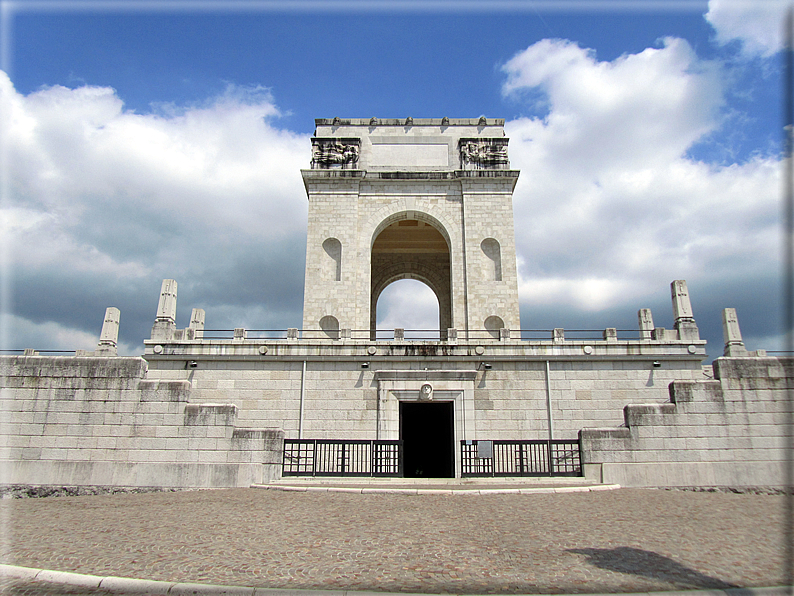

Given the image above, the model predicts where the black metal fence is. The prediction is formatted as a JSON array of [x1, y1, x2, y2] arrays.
[[282, 439, 403, 477], [460, 439, 582, 477]]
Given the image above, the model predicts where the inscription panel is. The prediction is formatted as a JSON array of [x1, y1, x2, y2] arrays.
[[369, 143, 449, 167]]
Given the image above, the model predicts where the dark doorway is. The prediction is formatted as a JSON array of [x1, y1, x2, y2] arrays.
[[400, 401, 454, 478]]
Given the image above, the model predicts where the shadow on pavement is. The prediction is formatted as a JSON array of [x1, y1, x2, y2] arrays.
[[567, 546, 746, 592]]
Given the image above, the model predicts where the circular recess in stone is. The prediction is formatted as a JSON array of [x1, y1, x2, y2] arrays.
[[259, 345, 269, 355], [687, 345, 697, 354], [153, 345, 163, 354], [367, 346, 377, 355], [474, 346, 485, 355], [583, 345, 593, 355]]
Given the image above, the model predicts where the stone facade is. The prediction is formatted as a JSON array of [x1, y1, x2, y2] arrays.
[[302, 118, 521, 338], [0, 356, 284, 488], [135, 276, 714, 480], [581, 357, 792, 488]]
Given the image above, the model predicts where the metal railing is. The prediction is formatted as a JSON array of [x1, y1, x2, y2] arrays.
[[282, 439, 403, 477], [1, 349, 77, 354], [460, 439, 582, 477], [171, 328, 644, 341]]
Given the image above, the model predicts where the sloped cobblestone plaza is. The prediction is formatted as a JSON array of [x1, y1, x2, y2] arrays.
[[0, 487, 787, 594]]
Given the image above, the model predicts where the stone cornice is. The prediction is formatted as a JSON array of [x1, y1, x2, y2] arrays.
[[301, 170, 520, 180], [315, 118, 505, 127]]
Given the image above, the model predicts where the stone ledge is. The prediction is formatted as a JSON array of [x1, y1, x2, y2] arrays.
[[315, 117, 506, 126], [374, 369, 477, 381], [669, 380, 723, 403], [184, 404, 238, 426]]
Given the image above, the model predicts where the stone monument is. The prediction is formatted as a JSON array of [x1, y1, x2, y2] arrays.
[[301, 117, 521, 339]]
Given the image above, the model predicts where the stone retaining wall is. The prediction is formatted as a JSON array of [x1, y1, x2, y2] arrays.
[[0, 356, 284, 488], [581, 357, 792, 487]]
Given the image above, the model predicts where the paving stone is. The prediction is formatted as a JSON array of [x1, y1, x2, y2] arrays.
[[0, 488, 787, 595]]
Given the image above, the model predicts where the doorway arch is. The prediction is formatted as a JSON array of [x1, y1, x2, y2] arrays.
[[370, 215, 452, 338]]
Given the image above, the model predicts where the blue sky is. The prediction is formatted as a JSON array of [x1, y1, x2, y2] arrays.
[[0, 0, 787, 360]]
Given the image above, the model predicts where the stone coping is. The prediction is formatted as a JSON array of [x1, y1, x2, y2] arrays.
[[315, 117, 506, 126], [139, 338, 708, 358], [252, 483, 622, 495], [300, 169, 520, 179]]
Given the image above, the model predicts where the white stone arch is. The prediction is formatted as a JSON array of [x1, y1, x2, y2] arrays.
[[362, 201, 459, 252], [368, 209, 454, 338], [371, 264, 450, 335]]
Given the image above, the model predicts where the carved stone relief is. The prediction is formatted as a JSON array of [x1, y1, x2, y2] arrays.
[[459, 138, 509, 170], [311, 138, 361, 169]]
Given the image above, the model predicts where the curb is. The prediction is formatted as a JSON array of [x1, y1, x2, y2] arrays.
[[0, 565, 790, 596], [252, 483, 622, 495]]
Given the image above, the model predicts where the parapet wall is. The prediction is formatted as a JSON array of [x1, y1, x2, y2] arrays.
[[581, 357, 792, 488], [0, 356, 284, 489]]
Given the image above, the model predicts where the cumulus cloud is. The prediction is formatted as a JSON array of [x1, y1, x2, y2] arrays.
[[1, 72, 311, 349], [1, 28, 783, 357], [0, 313, 136, 356], [503, 37, 780, 344], [705, 0, 789, 58]]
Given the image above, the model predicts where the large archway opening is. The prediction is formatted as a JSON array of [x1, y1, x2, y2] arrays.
[[370, 217, 451, 339], [375, 279, 440, 340]]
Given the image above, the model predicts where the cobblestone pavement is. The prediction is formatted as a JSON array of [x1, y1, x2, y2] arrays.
[[0, 488, 787, 594]]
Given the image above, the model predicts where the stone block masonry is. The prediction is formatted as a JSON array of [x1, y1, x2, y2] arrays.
[[581, 357, 793, 488], [302, 118, 522, 338], [0, 356, 284, 488]]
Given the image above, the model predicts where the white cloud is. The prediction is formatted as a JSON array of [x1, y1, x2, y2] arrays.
[[1, 313, 136, 356], [2, 74, 309, 240], [1, 28, 782, 354], [503, 38, 780, 315], [1, 71, 311, 348], [705, 0, 789, 58]]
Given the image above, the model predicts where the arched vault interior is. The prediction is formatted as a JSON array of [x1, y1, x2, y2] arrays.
[[370, 219, 451, 335]]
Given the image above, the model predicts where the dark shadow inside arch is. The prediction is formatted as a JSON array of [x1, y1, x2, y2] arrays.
[[370, 216, 451, 340]]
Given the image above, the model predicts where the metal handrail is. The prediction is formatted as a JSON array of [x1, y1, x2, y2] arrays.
[[282, 439, 403, 477], [460, 439, 582, 477]]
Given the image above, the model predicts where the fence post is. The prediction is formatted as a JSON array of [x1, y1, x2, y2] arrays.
[[547, 440, 554, 476], [518, 443, 525, 476]]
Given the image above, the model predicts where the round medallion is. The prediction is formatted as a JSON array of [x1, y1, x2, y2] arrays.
[[367, 346, 377, 355], [688, 345, 697, 354], [153, 345, 163, 354], [420, 383, 433, 400], [583, 345, 593, 355], [474, 346, 485, 356], [258, 345, 269, 355]]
